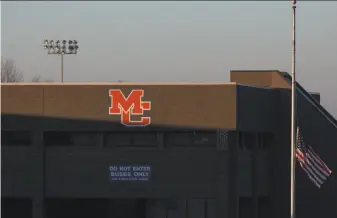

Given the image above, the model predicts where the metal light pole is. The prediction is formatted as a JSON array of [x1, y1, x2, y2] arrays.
[[290, 1, 297, 218], [43, 40, 79, 82]]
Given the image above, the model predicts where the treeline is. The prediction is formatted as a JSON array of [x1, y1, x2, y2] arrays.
[[1, 57, 53, 83]]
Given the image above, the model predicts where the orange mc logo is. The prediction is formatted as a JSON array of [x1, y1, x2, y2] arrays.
[[109, 89, 151, 127]]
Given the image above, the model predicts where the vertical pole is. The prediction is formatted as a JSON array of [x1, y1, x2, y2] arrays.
[[290, 1, 297, 218], [61, 53, 64, 83]]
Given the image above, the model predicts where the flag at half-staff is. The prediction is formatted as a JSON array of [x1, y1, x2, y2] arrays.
[[296, 127, 332, 188]]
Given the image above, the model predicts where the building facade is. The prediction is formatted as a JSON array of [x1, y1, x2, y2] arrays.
[[1, 70, 336, 218]]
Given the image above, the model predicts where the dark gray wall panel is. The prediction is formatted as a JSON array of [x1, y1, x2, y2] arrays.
[[236, 86, 276, 132], [146, 199, 166, 218], [1, 148, 36, 197], [44, 149, 219, 198], [187, 199, 205, 218], [206, 199, 216, 218], [237, 151, 252, 196], [257, 151, 270, 196]]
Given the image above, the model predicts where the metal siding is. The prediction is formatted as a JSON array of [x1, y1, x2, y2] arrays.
[[237, 151, 252, 196], [271, 89, 291, 218], [1, 147, 36, 197], [43, 149, 218, 198], [187, 199, 205, 218], [256, 151, 270, 196], [236, 85, 275, 132], [206, 199, 216, 218], [296, 89, 337, 218], [146, 199, 167, 218]]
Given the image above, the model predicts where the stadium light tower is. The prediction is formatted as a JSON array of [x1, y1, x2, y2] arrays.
[[43, 39, 79, 82]]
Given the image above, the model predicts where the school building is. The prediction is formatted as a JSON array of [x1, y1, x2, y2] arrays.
[[1, 70, 336, 218]]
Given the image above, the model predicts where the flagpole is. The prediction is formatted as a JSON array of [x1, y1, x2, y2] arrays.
[[290, 1, 297, 218]]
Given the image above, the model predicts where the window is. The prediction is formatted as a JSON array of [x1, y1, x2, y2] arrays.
[[244, 133, 255, 150], [44, 132, 99, 146], [105, 132, 131, 147], [258, 133, 273, 149], [238, 132, 256, 150], [193, 132, 217, 146], [104, 132, 158, 148], [133, 133, 157, 146], [165, 131, 217, 147], [165, 132, 190, 146], [71, 133, 100, 146], [1, 131, 32, 146]]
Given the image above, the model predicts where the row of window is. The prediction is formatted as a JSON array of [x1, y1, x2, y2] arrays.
[[238, 132, 273, 150], [1, 131, 272, 149], [1, 131, 218, 148]]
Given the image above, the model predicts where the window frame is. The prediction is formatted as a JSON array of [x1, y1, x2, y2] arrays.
[[104, 131, 160, 149], [164, 130, 217, 149], [43, 131, 100, 147], [1, 130, 33, 146]]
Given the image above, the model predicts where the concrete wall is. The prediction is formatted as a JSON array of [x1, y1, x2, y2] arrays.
[[230, 70, 290, 89], [1, 83, 237, 130]]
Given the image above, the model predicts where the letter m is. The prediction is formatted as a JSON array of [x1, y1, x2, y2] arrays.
[[109, 89, 149, 115]]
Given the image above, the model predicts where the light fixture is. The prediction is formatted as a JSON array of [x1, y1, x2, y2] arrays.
[[43, 39, 49, 49], [62, 45, 67, 53], [42, 39, 79, 83]]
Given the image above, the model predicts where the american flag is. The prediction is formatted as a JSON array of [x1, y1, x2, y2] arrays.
[[296, 127, 332, 188]]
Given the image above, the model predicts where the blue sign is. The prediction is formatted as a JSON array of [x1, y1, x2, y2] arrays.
[[109, 165, 151, 181]]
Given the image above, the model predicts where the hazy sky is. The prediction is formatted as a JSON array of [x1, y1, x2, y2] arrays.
[[1, 1, 337, 116]]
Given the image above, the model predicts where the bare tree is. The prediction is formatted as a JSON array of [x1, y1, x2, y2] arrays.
[[32, 75, 43, 82], [1, 57, 24, 83], [32, 75, 53, 83]]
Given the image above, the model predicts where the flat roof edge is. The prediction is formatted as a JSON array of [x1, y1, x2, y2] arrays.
[[230, 70, 281, 72], [1, 82, 238, 86], [235, 83, 275, 90]]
